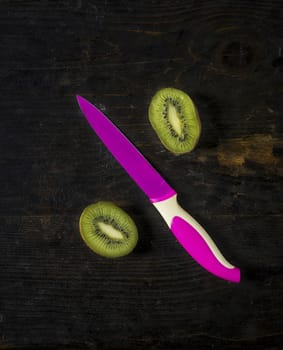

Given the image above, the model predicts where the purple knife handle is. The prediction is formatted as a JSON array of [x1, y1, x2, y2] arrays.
[[153, 194, 240, 283], [171, 217, 240, 283]]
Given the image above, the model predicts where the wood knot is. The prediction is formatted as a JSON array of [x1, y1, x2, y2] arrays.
[[221, 41, 254, 69]]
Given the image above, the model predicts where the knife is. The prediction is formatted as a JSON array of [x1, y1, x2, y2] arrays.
[[76, 95, 240, 283]]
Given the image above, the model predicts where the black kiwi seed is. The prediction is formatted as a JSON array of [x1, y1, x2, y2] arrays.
[[79, 202, 138, 258], [148, 87, 201, 154]]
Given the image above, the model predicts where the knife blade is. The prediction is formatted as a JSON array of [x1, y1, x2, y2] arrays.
[[76, 95, 240, 283]]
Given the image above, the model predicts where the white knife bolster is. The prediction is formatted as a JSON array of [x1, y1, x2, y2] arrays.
[[152, 194, 234, 269]]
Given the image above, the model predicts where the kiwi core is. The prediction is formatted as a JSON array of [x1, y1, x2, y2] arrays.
[[97, 221, 124, 241], [167, 102, 184, 138]]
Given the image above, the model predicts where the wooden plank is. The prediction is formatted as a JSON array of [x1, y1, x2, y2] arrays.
[[1, 214, 283, 348]]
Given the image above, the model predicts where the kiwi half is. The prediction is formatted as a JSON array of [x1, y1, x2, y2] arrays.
[[148, 87, 201, 154], [79, 202, 138, 258]]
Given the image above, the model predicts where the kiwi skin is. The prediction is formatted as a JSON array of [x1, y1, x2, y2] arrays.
[[148, 87, 201, 155], [79, 201, 138, 258]]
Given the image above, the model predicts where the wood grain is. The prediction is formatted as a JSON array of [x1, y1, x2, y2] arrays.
[[1, 0, 283, 349]]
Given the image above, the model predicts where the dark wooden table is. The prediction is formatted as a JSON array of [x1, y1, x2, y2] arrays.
[[1, 1, 283, 349]]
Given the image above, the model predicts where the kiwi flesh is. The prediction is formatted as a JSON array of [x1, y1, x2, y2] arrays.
[[79, 202, 138, 258], [148, 87, 201, 154]]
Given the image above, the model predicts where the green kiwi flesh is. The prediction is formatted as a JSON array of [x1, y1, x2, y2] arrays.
[[79, 202, 138, 258], [148, 87, 201, 154]]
